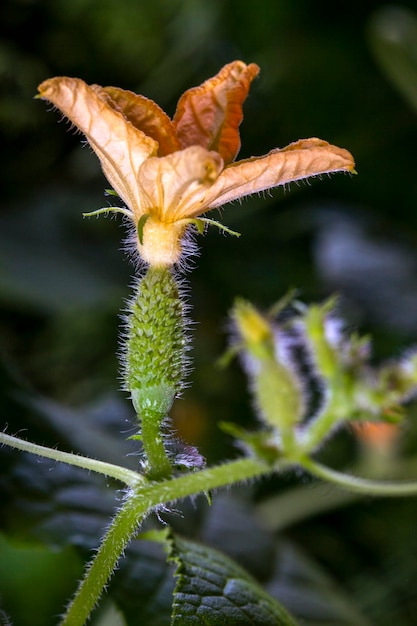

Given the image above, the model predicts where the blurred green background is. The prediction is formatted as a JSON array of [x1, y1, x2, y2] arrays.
[[2, 1, 417, 624]]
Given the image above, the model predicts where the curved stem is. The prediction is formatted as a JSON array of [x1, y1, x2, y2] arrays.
[[303, 457, 417, 496], [60, 490, 145, 626], [0, 432, 142, 487], [301, 390, 345, 454], [60, 456, 271, 626]]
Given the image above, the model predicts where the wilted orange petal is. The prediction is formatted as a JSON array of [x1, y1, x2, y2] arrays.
[[137, 146, 223, 222], [200, 138, 355, 211], [37, 77, 158, 212], [173, 61, 260, 165], [353, 422, 399, 451], [101, 87, 181, 156]]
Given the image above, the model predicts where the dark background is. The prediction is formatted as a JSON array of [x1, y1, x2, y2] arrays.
[[1, 1, 417, 625]]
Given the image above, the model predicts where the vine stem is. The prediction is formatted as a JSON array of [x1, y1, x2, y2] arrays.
[[5, 427, 417, 625], [60, 457, 271, 626], [302, 457, 417, 496], [0, 432, 142, 487], [300, 388, 346, 454]]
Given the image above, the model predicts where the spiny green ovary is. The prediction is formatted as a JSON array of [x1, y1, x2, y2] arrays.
[[125, 268, 186, 416]]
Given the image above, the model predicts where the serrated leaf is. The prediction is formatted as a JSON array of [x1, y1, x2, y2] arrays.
[[1, 451, 118, 550], [166, 531, 299, 626], [0, 381, 135, 550], [111, 537, 176, 626], [199, 494, 277, 583], [197, 493, 372, 625], [22, 392, 138, 468]]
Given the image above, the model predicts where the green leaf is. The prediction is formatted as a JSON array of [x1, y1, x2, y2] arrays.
[[197, 493, 373, 625], [1, 450, 118, 550], [111, 538, 176, 626], [164, 531, 299, 625]]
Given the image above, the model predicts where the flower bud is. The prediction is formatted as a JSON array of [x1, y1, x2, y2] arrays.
[[303, 301, 340, 380], [232, 300, 305, 443]]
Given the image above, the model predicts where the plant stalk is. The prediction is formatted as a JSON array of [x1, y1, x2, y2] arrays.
[[0, 432, 142, 487], [59, 456, 271, 626], [125, 266, 186, 480], [302, 457, 417, 496]]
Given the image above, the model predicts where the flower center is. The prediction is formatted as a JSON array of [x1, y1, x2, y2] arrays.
[[138, 216, 187, 266]]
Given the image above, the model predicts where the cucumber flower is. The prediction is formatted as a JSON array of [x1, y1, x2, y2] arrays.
[[38, 61, 355, 266]]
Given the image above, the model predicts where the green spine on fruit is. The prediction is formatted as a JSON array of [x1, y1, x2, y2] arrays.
[[125, 266, 186, 420]]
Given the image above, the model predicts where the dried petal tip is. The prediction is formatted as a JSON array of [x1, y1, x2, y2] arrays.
[[173, 61, 260, 165], [281, 138, 356, 175], [205, 138, 356, 211]]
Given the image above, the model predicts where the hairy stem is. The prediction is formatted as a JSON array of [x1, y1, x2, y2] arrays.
[[0, 432, 142, 487], [125, 266, 186, 480], [140, 408, 173, 480], [60, 456, 271, 626], [303, 457, 417, 496]]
